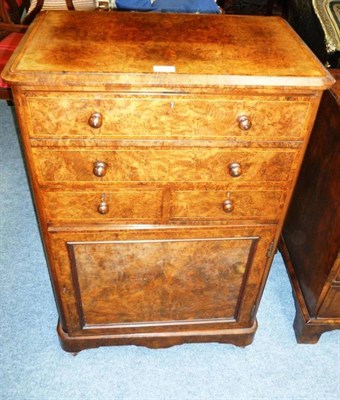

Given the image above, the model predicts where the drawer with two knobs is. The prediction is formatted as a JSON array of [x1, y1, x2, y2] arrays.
[[25, 93, 311, 140], [42, 187, 285, 224], [32, 147, 300, 185]]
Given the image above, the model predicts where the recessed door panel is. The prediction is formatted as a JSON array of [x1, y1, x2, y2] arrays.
[[48, 226, 275, 333]]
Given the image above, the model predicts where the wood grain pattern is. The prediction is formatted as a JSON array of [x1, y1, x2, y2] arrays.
[[2, 12, 334, 88], [42, 188, 284, 223], [171, 189, 284, 221], [26, 94, 310, 140], [49, 225, 275, 335], [71, 238, 252, 325], [2, 12, 332, 351], [43, 189, 163, 222], [32, 147, 298, 185]]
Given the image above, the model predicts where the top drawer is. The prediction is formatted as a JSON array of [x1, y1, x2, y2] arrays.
[[25, 93, 311, 141]]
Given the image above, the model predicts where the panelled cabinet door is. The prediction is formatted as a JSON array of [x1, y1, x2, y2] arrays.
[[49, 226, 275, 336]]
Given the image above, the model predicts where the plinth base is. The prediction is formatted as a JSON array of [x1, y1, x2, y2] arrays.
[[57, 320, 258, 353]]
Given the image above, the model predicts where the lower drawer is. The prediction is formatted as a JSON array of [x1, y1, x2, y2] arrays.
[[42, 188, 285, 223], [48, 225, 275, 334], [171, 189, 284, 222], [43, 189, 163, 222]]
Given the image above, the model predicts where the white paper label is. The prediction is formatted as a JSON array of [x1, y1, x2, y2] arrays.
[[153, 65, 176, 73]]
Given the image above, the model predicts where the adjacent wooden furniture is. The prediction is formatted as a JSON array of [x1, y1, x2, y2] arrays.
[[280, 69, 340, 344], [2, 11, 333, 352]]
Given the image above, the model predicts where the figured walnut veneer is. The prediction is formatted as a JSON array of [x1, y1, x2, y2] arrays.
[[32, 147, 299, 184], [25, 94, 311, 140], [71, 238, 250, 325], [2, 11, 333, 352]]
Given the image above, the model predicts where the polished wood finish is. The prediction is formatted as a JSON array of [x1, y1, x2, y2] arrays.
[[280, 69, 340, 343], [3, 12, 333, 87], [24, 93, 311, 139], [31, 147, 299, 183], [2, 11, 333, 352]]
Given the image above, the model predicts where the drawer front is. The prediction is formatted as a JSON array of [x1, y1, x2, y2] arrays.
[[32, 147, 298, 185], [171, 190, 284, 221], [26, 93, 310, 140], [43, 189, 163, 222], [42, 188, 284, 223], [49, 226, 275, 332]]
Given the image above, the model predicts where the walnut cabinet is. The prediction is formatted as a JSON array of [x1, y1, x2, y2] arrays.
[[2, 11, 333, 352]]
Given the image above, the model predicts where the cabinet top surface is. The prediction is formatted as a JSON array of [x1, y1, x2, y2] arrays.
[[2, 11, 334, 89]]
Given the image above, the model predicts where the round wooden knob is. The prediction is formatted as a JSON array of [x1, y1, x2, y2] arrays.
[[237, 115, 252, 131], [223, 199, 234, 213], [98, 200, 109, 215], [93, 161, 107, 177], [88, 112, 103, 129], [228, 162, 242, 177]]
